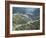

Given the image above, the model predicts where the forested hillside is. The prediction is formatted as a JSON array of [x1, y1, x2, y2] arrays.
[[12, 13, 40, 31]]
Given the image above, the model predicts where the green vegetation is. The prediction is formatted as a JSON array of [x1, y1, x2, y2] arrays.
[[12, 14, 40, 31]]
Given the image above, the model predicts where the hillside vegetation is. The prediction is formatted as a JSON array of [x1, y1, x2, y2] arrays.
[[12, 14, 40, 31]]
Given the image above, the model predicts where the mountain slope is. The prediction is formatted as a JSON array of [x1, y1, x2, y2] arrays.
[[12, 13, 40, 31]]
